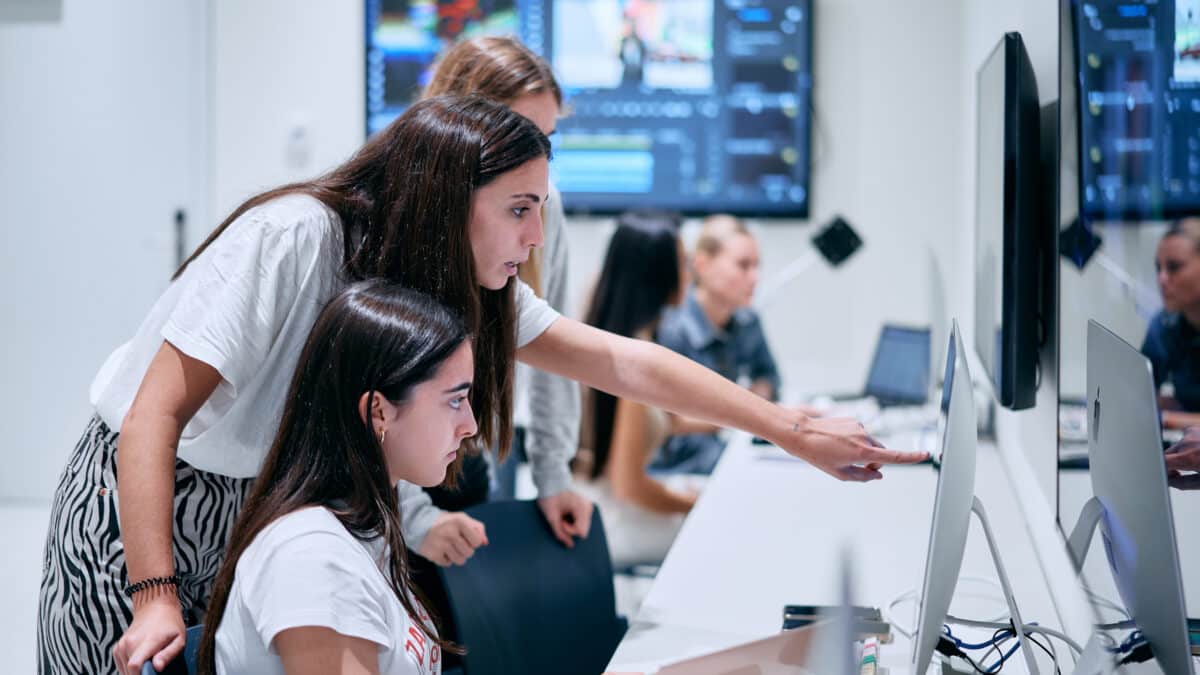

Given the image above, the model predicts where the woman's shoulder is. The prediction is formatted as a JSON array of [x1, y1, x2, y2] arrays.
[[1147, 310, 1181, 338], [241, 507, 364, 566], [232, 193, 341, 244]]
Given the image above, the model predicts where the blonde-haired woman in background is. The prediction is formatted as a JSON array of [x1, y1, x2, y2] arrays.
[[654, 214, 780, 474]]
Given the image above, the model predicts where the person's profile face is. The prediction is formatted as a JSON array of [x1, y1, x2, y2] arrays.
[[1156, 234, 1200, 313], [378, 342, 477, 488], [698, 233, 760, 309], [467, 158, 550, 290]]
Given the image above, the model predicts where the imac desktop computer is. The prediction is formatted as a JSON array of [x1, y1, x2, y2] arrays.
[[1066, 320, 1194, 675], [911, 320, 1041, 674]]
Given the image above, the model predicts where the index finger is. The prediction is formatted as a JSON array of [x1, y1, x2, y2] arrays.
[[1165, 452, 1198, 470], [151, 634, 186, 672], [459, 520, 488, 548], [1165, 440, 1200, 456], [574, 501, 594, 538], [863, 446, 929, 465]]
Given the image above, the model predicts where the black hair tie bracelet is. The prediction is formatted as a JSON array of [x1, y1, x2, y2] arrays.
[[124, 574, 182, 598]]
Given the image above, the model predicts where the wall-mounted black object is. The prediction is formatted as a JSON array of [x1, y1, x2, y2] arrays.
[[974, 32, 1045, 411], [811, 215, 862, 267], [1058, 217, 1102, 271]]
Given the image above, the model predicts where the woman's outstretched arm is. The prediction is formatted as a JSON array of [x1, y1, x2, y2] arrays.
[[519, 317, 928, 481]]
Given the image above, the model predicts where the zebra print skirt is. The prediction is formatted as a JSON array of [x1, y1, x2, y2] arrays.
[[37, 415, 253, 674]]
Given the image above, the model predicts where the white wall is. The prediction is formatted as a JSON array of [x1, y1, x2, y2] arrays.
[[0, 0, 209, 501], [211, 0, 364, 219]]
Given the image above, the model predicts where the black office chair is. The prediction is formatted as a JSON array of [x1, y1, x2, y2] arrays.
[[434, 500, 627, 675]]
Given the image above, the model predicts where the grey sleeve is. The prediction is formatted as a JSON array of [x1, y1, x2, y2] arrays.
[[526, 194, 581, 497], [396, 480, 444, 551]]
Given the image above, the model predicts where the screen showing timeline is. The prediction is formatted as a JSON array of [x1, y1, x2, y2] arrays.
[[366, 0, 812, 216], [1074, 0, 1200, 219]]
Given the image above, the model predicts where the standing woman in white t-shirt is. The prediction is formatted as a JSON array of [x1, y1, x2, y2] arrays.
[[199, 281, 473, 675], [41, 96, 925, 675], [38, 95, 555, 675]]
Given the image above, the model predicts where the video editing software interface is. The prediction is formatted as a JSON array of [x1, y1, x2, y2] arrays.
[[1076, 0, 1200, 218], [366, 0, 812, 216]]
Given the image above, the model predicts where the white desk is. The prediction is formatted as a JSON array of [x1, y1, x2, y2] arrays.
[[607, 434, 1077, 674]]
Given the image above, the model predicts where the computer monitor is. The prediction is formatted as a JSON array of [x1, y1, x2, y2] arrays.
[[364, 0, 813, 216], [862, 324, 931, 407], [1072, 0, 1200, 220], [974, 31, 1044, 411], [364, 0, 523, 133], [1083, 319, 1193, 675], [911, 320, 978, 674]]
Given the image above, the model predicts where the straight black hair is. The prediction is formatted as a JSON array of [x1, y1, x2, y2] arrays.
[[582, 210, 682, 479], [175, 95, 551, 466], [198, 281, 471, 672]]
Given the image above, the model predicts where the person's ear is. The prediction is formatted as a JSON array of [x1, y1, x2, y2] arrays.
[[357, 391, 394, 428]]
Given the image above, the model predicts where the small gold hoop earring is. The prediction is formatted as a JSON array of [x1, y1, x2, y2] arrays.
[[379, 428, 387, 445]]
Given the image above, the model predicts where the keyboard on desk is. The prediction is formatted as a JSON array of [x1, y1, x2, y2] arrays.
[[812, 396, 939, 438]]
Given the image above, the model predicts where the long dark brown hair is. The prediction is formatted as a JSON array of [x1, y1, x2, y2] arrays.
[[197, 281, 470, 672], [581, 210, 682, 479], [174, 95, 550, 461], [422, 36, 563, 298]]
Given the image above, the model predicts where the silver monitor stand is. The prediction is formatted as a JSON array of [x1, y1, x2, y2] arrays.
[[912, 320, 1040, 674]]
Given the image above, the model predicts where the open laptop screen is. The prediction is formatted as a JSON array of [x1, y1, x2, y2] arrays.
[[864, 325, 931, 406]]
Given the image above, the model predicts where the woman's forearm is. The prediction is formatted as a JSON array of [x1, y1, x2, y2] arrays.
[[610, 472, 695, 515], [117, 411, 185, 587], [118, 341, 223, 595], [666, 412, 723, 435], [522, 319, 790, 444], [523, 318, 927, 482]]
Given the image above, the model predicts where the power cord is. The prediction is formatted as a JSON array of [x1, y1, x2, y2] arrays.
[[940, 621, 1064, 674], [884, 579, 1082, 672], [944, 613, 1086, 654], [883, 577, 1009, 639]]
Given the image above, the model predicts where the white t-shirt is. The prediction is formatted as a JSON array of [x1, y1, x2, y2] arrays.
[[214, 506, 441, 675], [88, 193, 560, 478]]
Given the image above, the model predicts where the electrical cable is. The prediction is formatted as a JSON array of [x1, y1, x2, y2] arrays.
[[1025, 631, 1063, 675], [945, 613, 1086, 654], [942, 620, 1070, 674], [883, 576, 1008, 639]]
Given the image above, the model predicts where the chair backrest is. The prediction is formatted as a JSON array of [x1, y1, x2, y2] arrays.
[[436, 500, 626, 675], [141, 624, 202, 675]]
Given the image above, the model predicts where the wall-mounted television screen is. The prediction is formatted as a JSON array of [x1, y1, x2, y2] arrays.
[[366, 0, 813, 216], [1073, 0, 1200, 220]]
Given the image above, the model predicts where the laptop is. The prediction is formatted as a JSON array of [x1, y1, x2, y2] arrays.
[[822, 324, 932, 408]]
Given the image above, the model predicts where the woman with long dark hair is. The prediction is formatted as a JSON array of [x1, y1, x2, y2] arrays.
[[574, 211, 699, 568], [199, 281, 474, 674], [40, 95, 552, 675], [412, 35, 589, 560], [40, 94, 923, 675]]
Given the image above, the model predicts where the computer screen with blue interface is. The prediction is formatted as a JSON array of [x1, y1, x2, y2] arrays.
[[365, 0, 812, 216], [1074, 0, 1200, 219], [864, 325, 931, 405]]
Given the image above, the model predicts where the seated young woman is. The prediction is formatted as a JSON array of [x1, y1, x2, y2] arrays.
[[573, 211, 702, 568], [197, 281, 475, 675]]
